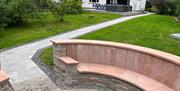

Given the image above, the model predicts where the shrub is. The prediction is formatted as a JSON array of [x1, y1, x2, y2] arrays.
[[176, 0, 180, 19], [0, 0, 47, 29], [0, 0, 9, 28], [151, 0, 177, 15], [50, 0, 82, 22], [50, 1, 67, 22], [34, 0, 51, 11], [0, 0, 82, 29], [65, 0, 83, 14], [145, 0, 153, 12]]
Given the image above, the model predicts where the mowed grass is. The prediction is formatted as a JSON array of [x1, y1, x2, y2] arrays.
[[80, 15, 180, 56], [0, 12, 120, 50], [40, 47, 54, 65]]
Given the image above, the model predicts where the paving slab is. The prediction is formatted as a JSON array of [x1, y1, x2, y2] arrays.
[[170, 33, 180, 39]]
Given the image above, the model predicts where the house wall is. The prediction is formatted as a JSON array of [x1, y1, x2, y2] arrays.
[[82, 0, 146, 11], [129, 0, 146, 11], [82, 0, 92, 8], [82, 0, 106, 8], [99, 0, 106, 4]]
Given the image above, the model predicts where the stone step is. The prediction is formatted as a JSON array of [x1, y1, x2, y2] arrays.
[[77, 63, 174, 91], [58, 56, 79, 65]]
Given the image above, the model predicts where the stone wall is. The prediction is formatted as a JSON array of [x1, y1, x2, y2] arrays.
[[0, 69, 12, 90], [0, 81, 13, 91]]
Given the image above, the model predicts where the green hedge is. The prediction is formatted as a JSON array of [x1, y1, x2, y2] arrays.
[[176, 0, 180, 19], [148, 0, 180, 19], [151, 0, 176, 15]]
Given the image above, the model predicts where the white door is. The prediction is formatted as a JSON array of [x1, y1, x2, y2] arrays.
[[130, 0, 144, 11]]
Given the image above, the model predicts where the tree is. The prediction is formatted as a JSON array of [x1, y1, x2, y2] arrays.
[[0, 0, 9, 28], [50, 0, 67, 22], [0, 0, 47, 29], [65, 0, 82, 14], [50, 0, 82, 22], [176, 0, 180, 19], [33, 0, 51, 11], [0, 0, 83, 29], [151, 0, 177, 15]]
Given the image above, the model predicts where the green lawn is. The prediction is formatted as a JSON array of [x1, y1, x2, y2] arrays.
[[0, 12, 120, 50], [80, 15, 180, 56], [40, 47, 54, 65]]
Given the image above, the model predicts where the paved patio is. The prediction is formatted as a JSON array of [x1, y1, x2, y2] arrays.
[[0, 13, 152, 91]]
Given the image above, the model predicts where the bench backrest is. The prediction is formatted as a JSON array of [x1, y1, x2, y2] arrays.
[[52, 39, 180, 91]]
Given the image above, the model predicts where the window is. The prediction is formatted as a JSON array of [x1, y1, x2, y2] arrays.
[[89, 0, 99, 2], [117, 0, 128, 5]]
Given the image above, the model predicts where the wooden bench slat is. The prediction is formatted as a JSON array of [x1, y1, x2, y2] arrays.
[[77, 63, 174, 91], [58, 56, 79, 65]]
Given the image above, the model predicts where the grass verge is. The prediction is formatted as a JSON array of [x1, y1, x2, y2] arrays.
[[40, 47, 54, 65]]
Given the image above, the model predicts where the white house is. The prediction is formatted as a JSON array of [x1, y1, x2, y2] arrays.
[[82, 0, 146, 11]]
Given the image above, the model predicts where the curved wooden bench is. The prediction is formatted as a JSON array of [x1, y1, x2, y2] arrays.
[[58, 56, 173, 91], [52, 39, 180, 91], [0, 70, 9, 91], [0, 70, 9, 85], [77, 63, 173, 91]]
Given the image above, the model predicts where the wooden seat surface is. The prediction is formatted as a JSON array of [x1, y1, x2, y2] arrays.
[[77, 63, 174, 91]]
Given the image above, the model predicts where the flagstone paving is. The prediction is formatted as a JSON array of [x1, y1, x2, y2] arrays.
[[0, 13, 152, 91]]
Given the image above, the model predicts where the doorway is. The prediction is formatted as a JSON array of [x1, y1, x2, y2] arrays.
[[106, 0, 111, 4]]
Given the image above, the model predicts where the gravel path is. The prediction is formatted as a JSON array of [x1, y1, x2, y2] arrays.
[[0, 13, 152, 91]]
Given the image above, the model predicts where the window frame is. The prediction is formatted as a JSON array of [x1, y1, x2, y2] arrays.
[[89, 0, 99, 3]]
